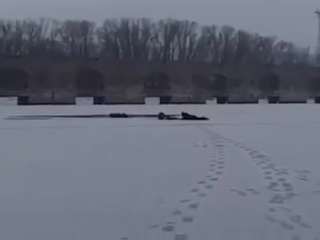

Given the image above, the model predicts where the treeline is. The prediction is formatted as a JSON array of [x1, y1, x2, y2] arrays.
[[0, 18, 310, 65]]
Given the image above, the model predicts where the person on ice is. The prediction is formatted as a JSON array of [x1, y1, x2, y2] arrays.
[[158, 112, 208, 120]]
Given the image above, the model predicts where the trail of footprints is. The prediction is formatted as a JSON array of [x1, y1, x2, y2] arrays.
[[203, 128, 317, 240], [121, 128, 319, 240], [143, 130, 228, 240]]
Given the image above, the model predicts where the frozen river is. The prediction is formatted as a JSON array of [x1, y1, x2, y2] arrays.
[[0, 104, 320, 240]]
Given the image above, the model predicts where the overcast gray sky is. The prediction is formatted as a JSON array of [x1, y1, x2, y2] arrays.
[[0, 0, 319, 50]]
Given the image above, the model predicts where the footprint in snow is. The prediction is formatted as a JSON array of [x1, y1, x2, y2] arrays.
[[295, 170, 311, 175], [246, 188, 260, 195], [286, 193, 299, 200], [198, 193, 207, 197], [230, 189, 247, 196], [278, 221, 294, 230], [210, 178, 219, 181], [162, 222, 175, 232], [291, 235, 301, 240], [181, 216, 194, 223], [301, 222, 312, 229], [174, 233, 188, 240], [269, 194, 284, 204], [296, 176, 309, 181], [267, 182, 279, 189], [289, 215, 302, 224], [187, 202, 199, 209], [275, 172, 288, 176], [191, 188, 199, 193], [282, 182, 293, 188], [147, 224, 159, 229], [279, 206, 292, 212], [278, 178, 286, 182], [283, 184, 294, 192], [172, 210, 182, 216], [265, 215, 277, 223]]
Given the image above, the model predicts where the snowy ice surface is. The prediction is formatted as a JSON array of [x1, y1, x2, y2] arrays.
[[0, 104, 320, 240]]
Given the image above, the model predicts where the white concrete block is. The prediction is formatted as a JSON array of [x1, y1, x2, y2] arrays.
[[307, 98, 315, 104], [76, 97, 93, 105], [259, 98, 269, 104], [145, 97, 160, 105], [206, 98, 217, 104], [0, 97, 17, 105], [175, 233, 188, 240]]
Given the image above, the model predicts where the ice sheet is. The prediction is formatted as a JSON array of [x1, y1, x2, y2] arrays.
[[0, 104, 319, 240]]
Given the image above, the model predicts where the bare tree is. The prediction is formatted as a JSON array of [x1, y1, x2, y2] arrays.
[[78, 20, 95, 57], [233, 30, 251, 64], [97, 19, 121, 59], [0, 20, 13, 55], [219, 25, 236, 65], [0, 16, 307, 66], [197, 24, 220, 63], [58, 20, 82, 56], [155, 19, 180, 62]]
